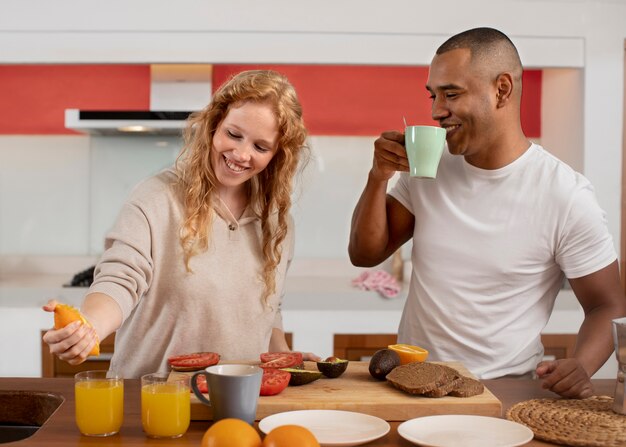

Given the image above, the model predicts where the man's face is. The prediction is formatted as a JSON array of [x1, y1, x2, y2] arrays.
[[426, 48, 498, 162]]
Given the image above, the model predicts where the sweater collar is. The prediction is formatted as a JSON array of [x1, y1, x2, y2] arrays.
[[213, 196, 258, 228]]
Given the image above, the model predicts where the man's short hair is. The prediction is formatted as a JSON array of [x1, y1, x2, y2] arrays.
[[437, 27, 523, 73]]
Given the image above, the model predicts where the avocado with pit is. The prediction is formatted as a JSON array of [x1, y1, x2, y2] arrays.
[[280, 368, 323, 386], [368, 348, 401, 380], [316, 356, 349, 378]]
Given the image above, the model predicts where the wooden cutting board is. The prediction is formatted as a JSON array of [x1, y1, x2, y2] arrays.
[[171, 361, 501, 422]]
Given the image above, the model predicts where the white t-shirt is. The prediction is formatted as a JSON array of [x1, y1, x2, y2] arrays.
[[389, 143, 616, 379]]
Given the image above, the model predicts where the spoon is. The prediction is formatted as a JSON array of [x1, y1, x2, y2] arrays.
[[403, 116, 408, 128]]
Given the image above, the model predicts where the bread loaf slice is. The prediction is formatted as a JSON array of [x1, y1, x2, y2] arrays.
[[449, 376, 484, 397], [386, 362, 457, 395], [386, 362, 484, 398], [423, 364, 463, 397]]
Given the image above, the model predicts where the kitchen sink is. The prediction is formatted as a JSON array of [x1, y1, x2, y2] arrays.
[[0, 391, 64, 443]]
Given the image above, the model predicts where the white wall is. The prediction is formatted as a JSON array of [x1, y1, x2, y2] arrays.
[[581, 7, 625, 250], [0, 136, 181, 255], [540, 69, 584, 173], [0, 136, 90, 254], [88, 136, 181, 253]]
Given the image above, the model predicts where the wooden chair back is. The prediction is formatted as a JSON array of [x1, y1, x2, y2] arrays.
[[333, 333, 398, 361], [41, 331, 115, 378], [333, 333, 576, 362]]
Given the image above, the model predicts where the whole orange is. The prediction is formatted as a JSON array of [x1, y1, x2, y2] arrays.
[[262, 425, 320, 447], [201, 418, 262, 447]]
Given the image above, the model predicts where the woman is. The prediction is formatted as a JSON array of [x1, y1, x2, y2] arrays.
[[43, 70, 316, 378]]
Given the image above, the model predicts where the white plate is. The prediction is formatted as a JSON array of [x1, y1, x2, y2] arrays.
[[259, 409, 390, 447], [398, 415, 533, 447]]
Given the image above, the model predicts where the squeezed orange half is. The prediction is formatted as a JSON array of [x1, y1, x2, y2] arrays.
[[387, 344, 429, 364], [54, 303, 100, 356]]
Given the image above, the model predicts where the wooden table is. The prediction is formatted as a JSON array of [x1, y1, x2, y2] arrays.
[[1, 377, 615, 446]]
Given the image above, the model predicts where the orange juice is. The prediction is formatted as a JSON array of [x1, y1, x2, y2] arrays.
[[141, 382, 190, 438], [75, 378, 123, 436]]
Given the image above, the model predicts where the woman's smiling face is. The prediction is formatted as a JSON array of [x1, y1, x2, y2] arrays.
[[210, 101, 279, 191]]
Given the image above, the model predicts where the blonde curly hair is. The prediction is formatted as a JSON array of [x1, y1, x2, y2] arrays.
[[175, 69, 309, 304]]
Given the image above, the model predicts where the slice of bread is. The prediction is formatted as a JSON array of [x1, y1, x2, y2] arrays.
[[386, 361, 483, 398], [424, 370, 462, 397], [449, 376, 484, 397], [386, 362, 457, 395]]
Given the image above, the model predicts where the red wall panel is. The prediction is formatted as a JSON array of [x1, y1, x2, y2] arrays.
[[520, 70, 542, 138], [0, 65, 150, 135], [213, 64, 541, 138], [213, 64, 434, 136], [0, 64, 540, 137]]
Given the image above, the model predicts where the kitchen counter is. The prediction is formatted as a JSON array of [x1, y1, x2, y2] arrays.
[[1, 377, 615, 446]]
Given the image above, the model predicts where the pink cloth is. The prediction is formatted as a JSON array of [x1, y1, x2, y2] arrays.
[[352, 270, 401, 299]]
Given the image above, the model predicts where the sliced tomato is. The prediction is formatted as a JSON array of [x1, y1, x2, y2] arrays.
[[259, 352, 303, 369], [260, 351, 302, 363], [260, 369, 290, 396], [167, 352, 220, 371], [193, 374, 208, 394]]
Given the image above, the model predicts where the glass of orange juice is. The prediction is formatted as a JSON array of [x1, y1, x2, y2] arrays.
[[74, 370, 123, 436], [141, 372, 190, 438]]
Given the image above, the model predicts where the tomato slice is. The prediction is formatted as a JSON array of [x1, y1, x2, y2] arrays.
[[259, 352, 303, 369], [193, 374, 208, 394], [260, 369, 290, 396], [167, 352, 220, 371], [260, 351, 302, 363]]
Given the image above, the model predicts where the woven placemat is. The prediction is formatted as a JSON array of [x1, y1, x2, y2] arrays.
[[506, 395, 626, 447]]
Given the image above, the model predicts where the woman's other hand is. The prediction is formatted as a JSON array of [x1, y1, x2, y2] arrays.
[[301, 352, 322, 362]]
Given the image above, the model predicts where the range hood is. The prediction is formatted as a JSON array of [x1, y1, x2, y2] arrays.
[[65, 109, 193, 136], [65, 64, 211, 136]]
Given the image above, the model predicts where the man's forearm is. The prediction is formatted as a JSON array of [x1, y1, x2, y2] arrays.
[[575, 306, 621, 376]]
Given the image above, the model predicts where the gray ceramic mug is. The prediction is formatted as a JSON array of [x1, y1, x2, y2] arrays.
[[191, 364, 262, 424]]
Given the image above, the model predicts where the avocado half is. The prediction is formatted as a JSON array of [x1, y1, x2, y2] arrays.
[[316, 357, 349, 378], [280, 368, 323, 386]]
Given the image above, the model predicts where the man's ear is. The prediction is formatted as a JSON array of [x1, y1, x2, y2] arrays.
[[495, 72, 514, 108]]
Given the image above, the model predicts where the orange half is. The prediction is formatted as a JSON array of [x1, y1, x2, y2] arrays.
[[387, 343, 428, 364], [53, 303, 100, 356]]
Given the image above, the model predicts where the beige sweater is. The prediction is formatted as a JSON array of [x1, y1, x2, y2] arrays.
[[88, 168, 293, 378]]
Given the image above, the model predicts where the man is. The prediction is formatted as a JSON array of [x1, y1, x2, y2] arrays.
[[349, 27, 626, 398]]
